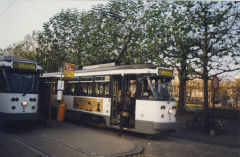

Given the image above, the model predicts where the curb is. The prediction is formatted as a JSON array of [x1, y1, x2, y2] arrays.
[[104, 142, 144, 157], [170, 134, 240, 149]]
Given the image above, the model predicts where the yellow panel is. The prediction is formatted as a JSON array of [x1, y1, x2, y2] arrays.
[[73, 97, 103, 113], [158, 69, 173, 77], [64, 70, 74, 78], [64, 63, 75, 78], [13, 62, 36, 70], [105, 76, 110, 81]]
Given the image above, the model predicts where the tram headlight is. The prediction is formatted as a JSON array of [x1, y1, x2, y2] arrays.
[[168, 109, 173, 114], [21, 100, 28, 107]]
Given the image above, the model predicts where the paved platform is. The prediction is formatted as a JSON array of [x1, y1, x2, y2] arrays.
[[0, 121, 144, 157], [39, 121, 144, 156], [172, 116, 240, 148]]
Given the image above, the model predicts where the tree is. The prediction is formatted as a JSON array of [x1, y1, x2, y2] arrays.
[[230, 77, 240, 108], [187, 2, 240, 119], [1, 31, 39, 61], [37, 9, 83, 72], [0, 48, 8, 57], [143, 1, 198, 115], [80, 0, 146, 64], [37, 1, 147, 71]]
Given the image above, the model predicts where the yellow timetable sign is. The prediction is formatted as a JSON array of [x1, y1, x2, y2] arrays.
[[158, 69, 173, 77], [64, 63, 75, 78], [13, 62, 36, 70]]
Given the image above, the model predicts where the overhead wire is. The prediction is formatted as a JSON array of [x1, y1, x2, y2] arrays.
[[0, 0, 16, 17]]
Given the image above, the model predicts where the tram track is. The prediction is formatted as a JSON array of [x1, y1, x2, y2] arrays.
[[1, 122, 145, 157], [10, 134, 50, 157], [5, 131, 97, 157], [34, 131, 98, 157], [10, 131, 144, 157]]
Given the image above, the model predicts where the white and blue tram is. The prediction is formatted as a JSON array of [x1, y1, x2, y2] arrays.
[[0, 58, 42, 120], [44, 63, 177, 134]]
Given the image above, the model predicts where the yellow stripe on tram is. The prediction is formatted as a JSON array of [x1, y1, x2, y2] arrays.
[[186, 104, 204, 107]]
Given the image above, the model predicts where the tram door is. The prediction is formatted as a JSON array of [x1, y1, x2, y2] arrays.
[[111, 75, 122, 125]]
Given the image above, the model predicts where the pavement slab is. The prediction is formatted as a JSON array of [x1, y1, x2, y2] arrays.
[[172, 116, 240, 148], [0, 121, 144, 157], [36, 121, 137, 156]]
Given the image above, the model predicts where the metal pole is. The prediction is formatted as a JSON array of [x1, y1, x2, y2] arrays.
[[212, 89, 216, 120], [47, 78, 54, 128], [57, 66, 63, 117]]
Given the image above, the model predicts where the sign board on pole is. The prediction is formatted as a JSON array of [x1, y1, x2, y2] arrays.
[[57, 80, 64, 100], [212, 75, 219, 90], [57, 90, 63, 100], [64, 63, 75, 78], [57, 80, 64, 90]]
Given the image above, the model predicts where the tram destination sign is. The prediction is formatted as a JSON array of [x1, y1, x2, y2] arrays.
[[13, 61, 36, 70], [158, 69, 173, 77]]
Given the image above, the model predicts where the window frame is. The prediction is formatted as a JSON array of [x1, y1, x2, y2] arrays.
[[64, 78, 79, 96], [79, 76, 93, 96], [0, 70, 8, 92], [94, 75, 110, 98]]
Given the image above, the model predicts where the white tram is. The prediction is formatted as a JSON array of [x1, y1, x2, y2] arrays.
[[44, 63, 177, 134], [0, 58, 42, 120]]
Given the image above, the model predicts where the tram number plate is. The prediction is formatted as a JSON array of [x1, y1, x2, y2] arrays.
[[13, 62, 36, 70]]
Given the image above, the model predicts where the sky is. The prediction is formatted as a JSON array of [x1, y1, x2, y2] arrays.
[[0, 0, 108, 49]]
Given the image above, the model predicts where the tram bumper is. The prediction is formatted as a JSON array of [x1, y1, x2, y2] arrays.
[[153, 122, 176, 132], [0, 112, 38, 121], [135, 120, 177, 134]]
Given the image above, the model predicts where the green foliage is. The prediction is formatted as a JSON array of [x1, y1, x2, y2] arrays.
[[80, 0, 146, 64], [183, 1, 240, 114], [1, 31, 39, 61], [1, 0, 239, 117], [2, 1, 238, 74], [36, 1, 149, 71], [143, 1, 197, 71], [36, 9, 83, 72], [187, 1, 240, 74]]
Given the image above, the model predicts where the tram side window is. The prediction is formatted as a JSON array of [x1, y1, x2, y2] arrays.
[[64, 78, 79, 95], [65, 83, 79, 95], [80, 77, 93, 96], [80, 83, 92, 96], [94, 76, 110, 97], [53, 83, 57, 94], [128, 80, 136, 98], [80, 83, 87, 95], [95, 82, 110, 97], [138, 77, 153, 99], [88, 83, 93, 95], [0, 70, 7, 92]]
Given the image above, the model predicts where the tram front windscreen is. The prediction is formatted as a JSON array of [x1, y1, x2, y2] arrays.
[[139, 76, 175, 101], [5, 70, 39, 93]]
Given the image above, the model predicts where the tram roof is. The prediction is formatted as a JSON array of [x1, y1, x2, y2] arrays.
[[0, 57, 42, 71], [0, 57, 36, 63], [43, 64, 174, 78]]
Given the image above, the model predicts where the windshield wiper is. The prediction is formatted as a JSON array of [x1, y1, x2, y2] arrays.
[[23, 79, 34, 96]]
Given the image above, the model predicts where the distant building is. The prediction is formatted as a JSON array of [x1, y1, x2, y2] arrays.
[[172, 71, 240, 109]]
